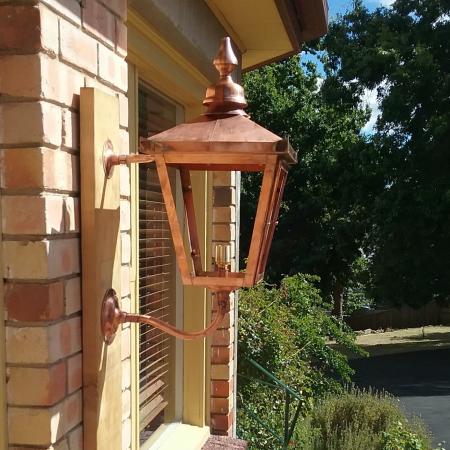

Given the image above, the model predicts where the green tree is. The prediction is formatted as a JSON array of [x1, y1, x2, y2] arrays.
[[324, 0, 450, 306], [241, 56, 376, 316]]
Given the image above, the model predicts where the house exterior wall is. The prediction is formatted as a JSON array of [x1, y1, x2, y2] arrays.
[[1, 0, 240, 448], [0, 1, 129, 448]]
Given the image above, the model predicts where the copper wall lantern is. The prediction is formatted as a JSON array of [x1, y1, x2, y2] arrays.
[[101, 37, 297, 344]]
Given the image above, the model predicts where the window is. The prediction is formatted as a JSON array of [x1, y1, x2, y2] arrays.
[[137, 84, 183, 445]]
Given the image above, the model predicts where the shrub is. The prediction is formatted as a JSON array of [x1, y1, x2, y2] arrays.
[[237, 274, 365, 448], [295, 389, 434, 450]]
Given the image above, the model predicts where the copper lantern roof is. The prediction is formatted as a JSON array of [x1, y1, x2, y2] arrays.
[[140, 37, 297, 168]]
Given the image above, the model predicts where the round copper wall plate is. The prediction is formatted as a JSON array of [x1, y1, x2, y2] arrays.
[[101, 288, 120, 344]]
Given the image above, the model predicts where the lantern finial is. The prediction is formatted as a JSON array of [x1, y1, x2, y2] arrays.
[[203, 37, 247, 115]]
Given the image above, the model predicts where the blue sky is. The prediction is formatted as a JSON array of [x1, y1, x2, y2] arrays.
[[328, 0, 394, 18], [300, 0, 394, 133]]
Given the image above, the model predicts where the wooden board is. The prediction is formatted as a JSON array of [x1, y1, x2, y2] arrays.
[[80, 87, 122, 450]]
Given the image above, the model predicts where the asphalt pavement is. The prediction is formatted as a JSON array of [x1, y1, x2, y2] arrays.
[[351, 348, 450, 447]]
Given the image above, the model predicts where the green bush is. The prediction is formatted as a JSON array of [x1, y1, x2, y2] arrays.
[[237, 274, 365, 448], [295, 389, 435, 450]]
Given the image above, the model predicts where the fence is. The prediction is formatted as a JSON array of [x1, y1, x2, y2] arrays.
[[347, 302, 450, 330]]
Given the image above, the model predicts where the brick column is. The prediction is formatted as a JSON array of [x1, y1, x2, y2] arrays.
[[210, 171, 238, 436], [0, 1, 129, 448]]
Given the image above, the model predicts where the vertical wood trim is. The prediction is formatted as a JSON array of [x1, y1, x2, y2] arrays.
[[80, 87, 122, 450], [0, 183, 7, 448], [205, 172, 213, 426], [128, 63, 140, 450], [181, 105, 210, 429], [182, 171, 209, 427]]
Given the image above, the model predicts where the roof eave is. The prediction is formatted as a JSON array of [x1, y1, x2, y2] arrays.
[[242, 0, 329, 72]]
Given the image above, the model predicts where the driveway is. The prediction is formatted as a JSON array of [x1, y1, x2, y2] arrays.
[[351, 348, 450, 447]]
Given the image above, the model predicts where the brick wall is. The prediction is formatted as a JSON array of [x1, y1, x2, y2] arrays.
[[210, 171, 238, 436], [0, 1, 129, 448]]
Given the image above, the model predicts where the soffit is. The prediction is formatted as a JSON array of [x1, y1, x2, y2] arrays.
[[205, 0, 293, 71], [206, 0, 329, 71]]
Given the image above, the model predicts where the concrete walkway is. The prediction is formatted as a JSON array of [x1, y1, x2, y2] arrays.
[[351, 348, 450, 447]]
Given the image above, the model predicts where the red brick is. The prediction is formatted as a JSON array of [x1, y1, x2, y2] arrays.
[[56, 317, 82, 359], [116, 18, 127, 57], [68, 426, 83, 450], [58, 391, 83, 440], [211, 410, 233, 432], [60, 20, 97, 74], [0, 102, 61, 147], [41, 56, 84, 109], [41, 0, 81, 26], [120, 199, 131, 231], [211, 345, 233, 365], [212, 327, 234, 346], [0, 5, 40, 51], [121, 325, 131, 360], [5, 281, 64, 322], [211, 379, 233, 398], [8, 391, 83, 445], [98, 44, 127, 91], [212, 293, 234, 311], [40, 4, 59, 55], [2, 195, 64, 235], [122, 389, 131, 421], [7, 362, 66, 406], [83, 0, 115, 47], [67, 353, 82, 393], [217, 311, 234, 329], [0, 148, 78, 193], [120, 165, 130, 197], [118, 92, 128, 128], [121, 264, 130, 297], [211, 396, 233, 415], [2, 238, 80, 280], [64, 197, 80, 233], [64, 277, 81, 315], [62, 109, 80, 149], [121, 232, 131, 264], [6, 317, 81, 364], [0, 54, 41, 99], [100, 0, 126, 18]]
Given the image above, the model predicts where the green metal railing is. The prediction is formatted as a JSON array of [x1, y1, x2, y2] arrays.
[[237, 358, 303, 449]]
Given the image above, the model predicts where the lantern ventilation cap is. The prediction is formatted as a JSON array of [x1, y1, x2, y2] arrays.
[[203, 37, 248, 116]]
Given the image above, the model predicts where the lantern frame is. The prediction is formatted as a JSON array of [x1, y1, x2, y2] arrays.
[[138, 137, 295, 292], [100, 37, 297, 344]]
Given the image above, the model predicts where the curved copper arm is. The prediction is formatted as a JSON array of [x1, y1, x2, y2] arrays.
[[101, 288, 229, 344], [124, 295, 227, 340]]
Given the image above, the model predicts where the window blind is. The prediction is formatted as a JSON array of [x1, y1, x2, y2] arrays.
[[138, 85, 177, 444]]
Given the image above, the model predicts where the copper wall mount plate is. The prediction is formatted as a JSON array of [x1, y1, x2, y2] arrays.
[[101, 288, 122, 344]]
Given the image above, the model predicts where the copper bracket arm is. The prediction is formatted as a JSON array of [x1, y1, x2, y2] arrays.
[[103, 139, 155, 179], [101, 288, 230, 344]]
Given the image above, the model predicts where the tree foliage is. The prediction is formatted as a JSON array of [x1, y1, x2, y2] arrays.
[[324, 0, 450, 306], [241, 56, 376, 313], [242, 0, 450, 308]]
